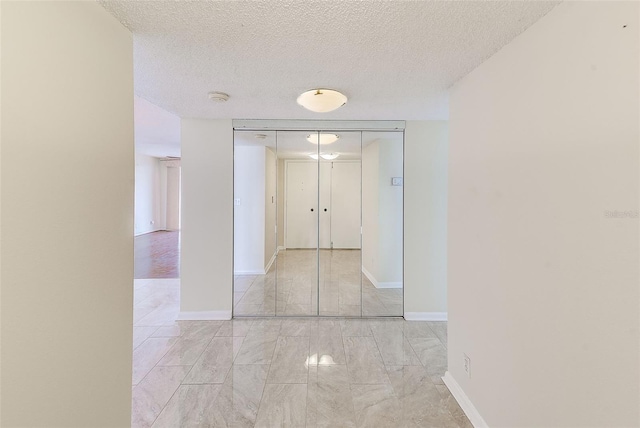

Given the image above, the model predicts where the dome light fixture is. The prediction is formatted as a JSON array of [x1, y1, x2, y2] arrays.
[[297, 89, 347, 113], [308, 152, 340, 160], [306, 133, 339, 145]]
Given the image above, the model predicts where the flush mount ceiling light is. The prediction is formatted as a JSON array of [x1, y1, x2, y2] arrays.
[[297, 89, 347, 113], [306, 133, 339, 145], [208, 91, 229, 102], [308, 153, 340, 160]]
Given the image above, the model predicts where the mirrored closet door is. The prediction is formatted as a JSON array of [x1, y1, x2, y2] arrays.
[[233, 128, 403, 317]]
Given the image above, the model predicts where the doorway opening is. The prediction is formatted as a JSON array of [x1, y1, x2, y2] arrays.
[[233, 123, 404, 317]]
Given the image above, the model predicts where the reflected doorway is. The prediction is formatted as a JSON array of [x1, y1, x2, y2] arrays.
[[233, 126, 403, 317]]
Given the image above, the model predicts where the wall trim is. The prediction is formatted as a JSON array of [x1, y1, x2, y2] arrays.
[[177, 310, 232, 321], [362, 266, 402, 289], [442, 372, 489, 428], [404, 312, 447, 321], [277, 246, 286, 251], [234, 269, 265, 275], [264, 250, 277, 273]]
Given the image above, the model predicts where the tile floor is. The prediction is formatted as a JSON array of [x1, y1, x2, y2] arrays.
[[133, 279, 471, 427], [235, 249, 403, 317]]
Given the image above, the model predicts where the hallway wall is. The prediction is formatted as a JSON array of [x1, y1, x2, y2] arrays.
[[135, 153, 166, 235], [448, 2, 639, 426], [0, 1, 134, 425]]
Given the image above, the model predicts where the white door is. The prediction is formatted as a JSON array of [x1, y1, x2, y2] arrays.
[[285, 161, 318, 248], [331, 161, 361, 249]]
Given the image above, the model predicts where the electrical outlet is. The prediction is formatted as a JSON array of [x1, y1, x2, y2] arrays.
[[463, 354, 471, 377]]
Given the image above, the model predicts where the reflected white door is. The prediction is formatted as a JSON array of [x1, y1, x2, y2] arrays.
[[285, 161, 318, 248], [331, 161, 361, 249], [319, 162, 332, 248]]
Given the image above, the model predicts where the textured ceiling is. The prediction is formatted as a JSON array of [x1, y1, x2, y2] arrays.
[[101, 0, 559, 120]]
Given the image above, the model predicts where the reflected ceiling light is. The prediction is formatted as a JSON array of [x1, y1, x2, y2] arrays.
[[306, 133, 339, 145], [309, 153, 340, 160], [297, 89, 347, 113]]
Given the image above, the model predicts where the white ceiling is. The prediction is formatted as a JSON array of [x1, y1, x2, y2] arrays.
[[101, 1, 560, 121], [134, 95, 181, 157]]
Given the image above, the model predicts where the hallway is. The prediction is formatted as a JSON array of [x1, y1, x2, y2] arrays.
[[132, 278, 469, 427]]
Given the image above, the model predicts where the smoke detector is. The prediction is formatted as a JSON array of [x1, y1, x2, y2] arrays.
[[208, 92, 229, 102]]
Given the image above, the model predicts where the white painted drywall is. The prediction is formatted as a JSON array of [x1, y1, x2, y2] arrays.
[[233, 145, 266, 273], [265, 148, 277, 267], [181, 119, 233, 318], [448, 2, 639, 426], [0, 1, 134, 425], [166, 166, 181, 230], [135, 153, 164, 235], [404, 121, 449, 314]]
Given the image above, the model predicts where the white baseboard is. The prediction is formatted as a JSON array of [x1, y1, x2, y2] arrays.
[[233, 269, 265, 275], [362, 266, 402, 289], [404, 312, 448, 321], [177, 310, 232, 321], [264, 251, 277, 273], [442, 372, 488, 428], [277, 246, 286, 251]]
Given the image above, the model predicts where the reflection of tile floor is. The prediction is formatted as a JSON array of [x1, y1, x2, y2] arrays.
[[234, 249, 403, 317], [132, 279, 470, 427]]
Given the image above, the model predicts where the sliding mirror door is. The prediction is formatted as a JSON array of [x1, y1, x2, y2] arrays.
[[318, 131, 362, 316], [233, 127, 403, 317], [361, 131, 404, 316], [277, 131, 319, 316], [233, 130, 277, 316]]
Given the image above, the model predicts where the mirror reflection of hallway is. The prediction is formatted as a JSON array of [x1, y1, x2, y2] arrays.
[[233, 127, 403, 317]]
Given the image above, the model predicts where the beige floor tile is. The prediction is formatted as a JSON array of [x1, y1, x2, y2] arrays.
[[267, 336, 310, 384], [254, 384, 307, 428], [151, 384, 223, 427]]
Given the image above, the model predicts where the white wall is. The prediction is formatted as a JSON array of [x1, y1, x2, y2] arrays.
[[264, 148, 277, 267], [181, 119, 233, 319], [135, 153, 165, 235], [404, 121, 449, 318], [448, 2, 639, 426], [0, 2, 134, 426], [165, 166, 181, 230], [233, 145, 266, 274]]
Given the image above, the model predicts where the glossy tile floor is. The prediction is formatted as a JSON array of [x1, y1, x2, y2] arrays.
[[235, 249, 403, 317], [133, 279, 471, 427], [135, 231, 180, 279]]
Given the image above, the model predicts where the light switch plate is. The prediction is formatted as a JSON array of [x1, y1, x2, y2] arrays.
[[391, 177, 403, 186]]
